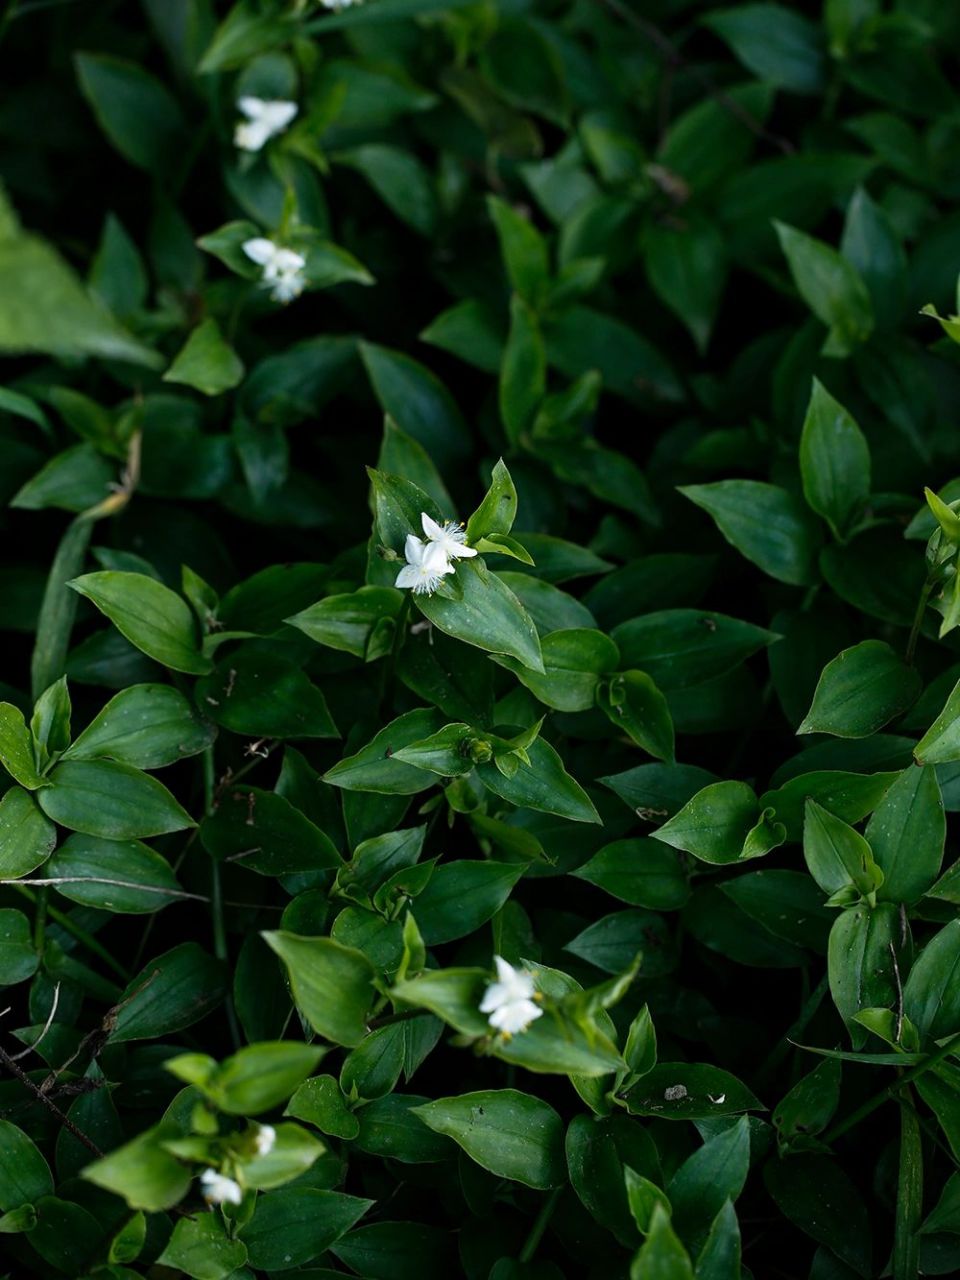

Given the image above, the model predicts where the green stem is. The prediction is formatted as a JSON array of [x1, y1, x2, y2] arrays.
[[905, 576, 935, 666], [13, 885, 129, 980], [33, 886, 47, 953], [893, 1096, 922, 1280], [205, 747, 241, 1049], [519, 1186, 562, 1264], [823, 1031, 960, 1145]]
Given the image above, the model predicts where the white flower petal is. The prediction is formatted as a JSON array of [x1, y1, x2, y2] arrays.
[[260, 100, 298, 131], [421, 512, 444, 541], [395, 564, 420, 589], [404, 533, 427, 565], [242, 237, 278, 266]]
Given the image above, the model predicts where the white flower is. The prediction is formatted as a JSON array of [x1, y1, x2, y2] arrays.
[[318, 0, 364, 9], [479, 956, 543, 1037], [394, 534, 454, 595], [234, 97, 298, 152], [253, 1124, 276, 1155], [242, 238, 307, 304], [199, 1168, 243, 1205], [421, 512, 477, 561]]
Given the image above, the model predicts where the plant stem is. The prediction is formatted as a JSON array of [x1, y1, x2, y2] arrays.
[[519, 1186, 562, 1263], [905, 576, 935, 665], [205, 746, 241, 1049], [823, 1032, 960, 1145], [13, 884, 129, 980]]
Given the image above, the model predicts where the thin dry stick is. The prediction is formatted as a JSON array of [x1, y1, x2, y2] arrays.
[[10, 983, 60, 1062], [0, 1044, 102, 1157]]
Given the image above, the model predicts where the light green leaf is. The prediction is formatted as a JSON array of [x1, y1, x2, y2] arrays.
[[412, 1090, 564, 1189], [798, 640, 920, 738], [163, 319, 245, 397]]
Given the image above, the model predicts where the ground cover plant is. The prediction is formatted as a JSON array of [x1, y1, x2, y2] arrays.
[[2, 0, 960, 1277]]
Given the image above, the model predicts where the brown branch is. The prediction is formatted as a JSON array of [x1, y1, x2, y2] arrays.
[[0, 1045, 102, 1157]]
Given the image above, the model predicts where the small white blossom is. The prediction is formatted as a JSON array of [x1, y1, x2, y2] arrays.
[[479, 955, 543, 1037], [199, 1168, 243, 1205], [254, 1124, 276, 1155], [395, 534, 454, 595], [318, 0, 364, 9], [242, 237, 307, 304], [234, 96, 298, 152], [421, 512, 477, 561]]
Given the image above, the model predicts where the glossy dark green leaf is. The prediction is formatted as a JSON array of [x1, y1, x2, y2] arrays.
[[866, 765, 944, 904], [798, 379, 871, 539], [263, 931, 377, 1047], [69, 572, 211, 675], [476, 737, 600, 824], [413, 861, 525, 944], [416, 560, 544, 674], [110, 942, 226, 1043], [38, 759, 194, 839], [412, 1090, 565, 1189], [0, 788, 56, 878], [703, 5, 826, 94], [64, 683, 215, 768], [680, 481, 821, 586], [775, 221, 874, 356], [45, 834, 183, 912], [202, 785, 340, 877], [764, 1156, 872, 1277], [612, 609, 777, 690], [799, 640, 919, 738], [624, 1065, 763, 1121], [572, 838, 689, 910], [195, 648, 338, 739], [239, 1188, 373, 1271]]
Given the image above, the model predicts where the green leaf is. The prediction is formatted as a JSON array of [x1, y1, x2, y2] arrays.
[[416, 560, 544, 673], [324, 709, 444, 795], [68, 572, 211, 675], [412, 861, 526, 945], [669, 1116, 750, 1251], [798, 378, 871, 538], [630, 1204, 694, 1279], [0, 1120, 53, 1210], [679, 481, 821, 586], [64, 683, 215, 769], [82, 1123, 192, 1211], [566, 1113, 657, 1246], [360, 343, 470, 467], [652, 781, 762, 864], [903, 920, 960, 1042], [775, 221, 874, 356], [157, 1214, 248, 1280], [759, 769, 898, 841], [238, 1188, 373, 1271], [703, 5, 826, 94], [38, 759, 195, 840], [866, 765, 944, 904], [915, 677, 960, 764], [611, 609, 777, 690], [45, 834, 184, 913], [828, 902, 900, 1047], [163, 319, 245, 397], [657, 81, 773, 194], [412, 1089, 565, 1189], [75, 53, 186, 172], [288, 586, 403, 660], [573, 838, 689, 911], [841, 186, 906, 334], [337, 144, 437, 236], [0, 788, 56, 878], [0, 702, 48, 789], [466, 458, 519, 542], [195, 649, 338, 739], [803, 798, 883, 905], [476, 737, 600, 824], [263, 931, 377, 1047], [764, 1155, 872, 1276], [623, 1064, 763, 1121], [565, 909, 669, 976], [111, 942, 226, 1042], [171, 1042, 325, 1115], [597, 671, 676, 762], [500, 295, 546, 445], [202, 785, 340, 878], [643, 219, 726, 354], [286, 1075, 361, 1141], [0, 188, 158, 367], [494, 628, 618, 712], [544, 305, 682, 406], [487, 196, 550, 305], [798, 640, 920, 737]]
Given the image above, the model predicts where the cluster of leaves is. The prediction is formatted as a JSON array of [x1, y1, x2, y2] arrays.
[[3, 0, 960, 1277]]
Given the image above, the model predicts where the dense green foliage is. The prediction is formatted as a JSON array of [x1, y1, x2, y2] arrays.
[[2, 0, 960, 1277]]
